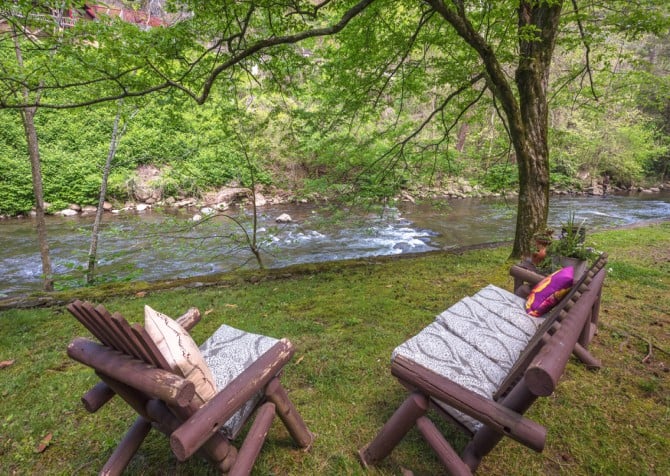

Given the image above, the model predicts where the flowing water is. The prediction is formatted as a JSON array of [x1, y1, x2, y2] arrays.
[[1, 191, 669, 298]]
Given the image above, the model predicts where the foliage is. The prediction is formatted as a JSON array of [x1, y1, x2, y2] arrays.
[[546, 212, 595, 262], [476, 163, 519, 193]]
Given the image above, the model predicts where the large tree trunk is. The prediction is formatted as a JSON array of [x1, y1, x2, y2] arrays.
[[428, 1, 562, 258], [510, 1, 563, 258]]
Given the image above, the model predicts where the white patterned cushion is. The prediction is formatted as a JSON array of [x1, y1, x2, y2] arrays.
[[436, 297, 533, 368], [470, 285, 543, 336], [144, 306, 217, 406], [392, 321, 507, 433], [393, 286, 546, 433], [199, 324, 279, 438]]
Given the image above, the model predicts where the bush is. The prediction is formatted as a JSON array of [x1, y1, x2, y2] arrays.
[[477, 163, 518, 192]]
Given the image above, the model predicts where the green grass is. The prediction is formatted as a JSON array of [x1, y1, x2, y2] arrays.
[[1, 224, 669, 475]]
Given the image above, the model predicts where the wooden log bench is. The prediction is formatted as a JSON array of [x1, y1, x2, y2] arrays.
[[359, 253, 608, 475]]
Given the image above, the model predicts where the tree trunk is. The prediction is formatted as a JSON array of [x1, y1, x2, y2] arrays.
[[13, 28, 54, 291], [87, 101, 125, 284], [428, 1, 562, 259], [20, 106, 54, 291], [510, 2, 563, 258]]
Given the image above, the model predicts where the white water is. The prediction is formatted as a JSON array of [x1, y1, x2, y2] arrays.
[[1, 192, 669, 298]]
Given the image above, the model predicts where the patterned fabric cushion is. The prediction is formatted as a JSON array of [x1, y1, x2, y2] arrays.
[[392, 321, 507, 433], [436, 297, 535, 368], [470, 285, 544, 336], [394, 285, 546, 433], [144, 306, 217, 406], [200, 324, 279, 439], [526, 267, 574, 317]]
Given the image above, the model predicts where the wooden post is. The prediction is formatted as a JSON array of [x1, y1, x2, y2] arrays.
[[462, 377, 539, 471], [392, 356, 546, 452], [81, 381, 116, 413], [68, 338, 195, 407], [359, 392, 429, 467], [416, 416, 472, 476], [100, 417, 152, 476], [265, 377, 314, 448], [229, 402, 276, 476]]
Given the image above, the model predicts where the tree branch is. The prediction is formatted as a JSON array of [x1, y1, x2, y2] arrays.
[[570, 0, 599, 100]]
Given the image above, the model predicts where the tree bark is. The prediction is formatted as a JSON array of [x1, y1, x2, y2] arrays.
[[512, 1, 563, 258], [19, 106, 54, 291]]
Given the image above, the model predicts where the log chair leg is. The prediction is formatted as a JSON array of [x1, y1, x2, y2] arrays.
[[228, 402, 276, 476], [100, 417, 152, 476], [572, 342, 602, 369], [146, 399, 237, 473], [82, 381, 116, 413], [358, 391, 429, 467], [462, 380, 541, 472], [416, 416, 472, 476], [265, 377, 314, 449]]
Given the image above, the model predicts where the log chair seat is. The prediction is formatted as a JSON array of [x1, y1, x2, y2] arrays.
[[199, 324, 280, 439], [66, 302, 314, 475]]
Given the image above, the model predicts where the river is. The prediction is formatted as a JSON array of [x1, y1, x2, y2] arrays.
[[1, 191, 669, 298]]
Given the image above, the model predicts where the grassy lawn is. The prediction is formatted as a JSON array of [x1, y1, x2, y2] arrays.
[[1, 223, 668, 475]]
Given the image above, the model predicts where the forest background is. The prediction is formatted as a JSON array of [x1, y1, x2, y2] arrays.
[[1, 1, 668, 219]]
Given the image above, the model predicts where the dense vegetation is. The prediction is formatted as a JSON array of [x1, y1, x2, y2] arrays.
[[0, 16, 668, 217], [1, 223, 668, 474]]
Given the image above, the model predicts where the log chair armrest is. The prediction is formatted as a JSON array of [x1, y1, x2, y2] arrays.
[[68, 337, 195, 407], [176, 307, 201, 332], [526, 268, 605, 396], [391, 355, 547, 452], [170, 338, 295, 461]]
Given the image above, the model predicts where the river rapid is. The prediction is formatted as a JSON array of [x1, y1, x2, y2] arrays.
[[1, 191, 669, 298]]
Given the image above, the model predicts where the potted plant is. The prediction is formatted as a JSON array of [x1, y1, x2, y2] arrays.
[[531, 228, 554, 265], [546, 213, 593, 278]]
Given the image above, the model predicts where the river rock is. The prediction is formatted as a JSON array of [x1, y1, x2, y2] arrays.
[[174, 198, 196, 208], [102, 201, 113, 211], [276, 213, 292, 223], [200, 207, 215, 215], [204, 187, 250, 208], [254, 192, 268, 207], [69, 203, 82, 211], [81, 205, 98, 214], [131, 165, 163, 202], [59, 208, 79, 216], [136, 203, 150, 212]]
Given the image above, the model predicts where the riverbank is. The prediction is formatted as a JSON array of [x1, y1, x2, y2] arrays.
[[1, 223, 668, 475], [3, 177, 669, 221]]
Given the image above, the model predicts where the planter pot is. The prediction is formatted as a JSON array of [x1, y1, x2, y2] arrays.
[[558, 256, 587, 280]]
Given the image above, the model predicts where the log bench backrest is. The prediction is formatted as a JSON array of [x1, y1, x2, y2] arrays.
[[494, 253, 608, 400], [525, 265, 606, 396]]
